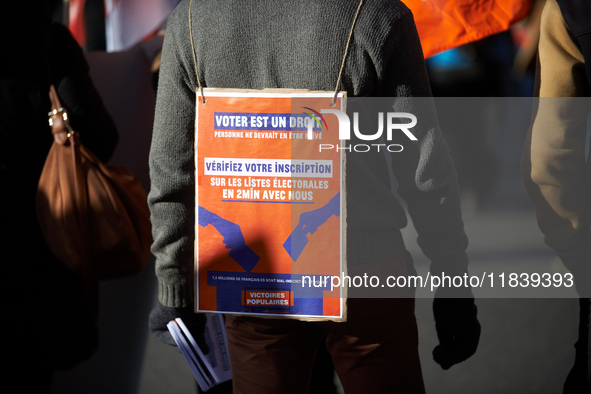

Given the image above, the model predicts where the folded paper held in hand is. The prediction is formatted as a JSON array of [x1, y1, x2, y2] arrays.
[[167, 315, 232, 391]]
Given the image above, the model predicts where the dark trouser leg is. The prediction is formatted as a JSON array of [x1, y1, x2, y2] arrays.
[[324, 298, 425, 394], [564, 298, 590, 393]]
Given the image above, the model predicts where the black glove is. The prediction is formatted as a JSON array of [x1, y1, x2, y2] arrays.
[[557, 243, 591, 298], [148, 301, 209, 353], [432, 289, 481, 370]]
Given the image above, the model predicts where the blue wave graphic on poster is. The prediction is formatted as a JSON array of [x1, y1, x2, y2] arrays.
[[198, 206, 260, 272], [283, 193, 340, 261]]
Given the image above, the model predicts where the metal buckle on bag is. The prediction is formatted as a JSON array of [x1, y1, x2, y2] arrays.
[[48, 107, 75, 137], [48, 107, 68, 126]]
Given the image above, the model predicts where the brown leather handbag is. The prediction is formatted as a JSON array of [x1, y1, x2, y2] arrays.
[[36, 85, 152, 283]]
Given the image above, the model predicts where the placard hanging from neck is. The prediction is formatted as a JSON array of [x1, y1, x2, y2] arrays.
[[187, 0, 362, 321], [194, 89, 347, 321]]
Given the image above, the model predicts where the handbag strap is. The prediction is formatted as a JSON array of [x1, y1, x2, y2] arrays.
[[47, 85, 97, 320], [48, 85, 71, 144], [187, 0, 364, 106]]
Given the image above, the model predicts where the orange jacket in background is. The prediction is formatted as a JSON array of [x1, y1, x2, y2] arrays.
[[403, 0, 532, 58]]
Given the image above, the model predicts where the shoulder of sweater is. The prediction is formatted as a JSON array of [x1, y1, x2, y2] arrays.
[[162, 0, 415, 63], [361, 0, 412, 20], [165, 0, 191, 32], [165, 0, 413, 28], [353, 0, 417, 57]]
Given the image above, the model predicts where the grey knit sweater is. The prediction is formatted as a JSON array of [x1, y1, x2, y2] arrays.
[[149, 0, 469, 307]]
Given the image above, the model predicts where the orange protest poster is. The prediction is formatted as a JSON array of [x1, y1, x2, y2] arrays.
[[194, 89, 346, 321]]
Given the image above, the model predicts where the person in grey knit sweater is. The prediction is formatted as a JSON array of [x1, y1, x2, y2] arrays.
[[148, 0, 480, 392]]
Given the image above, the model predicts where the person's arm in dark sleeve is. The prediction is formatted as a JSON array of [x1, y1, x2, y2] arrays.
[[382, 11, 480, 370], [49, 22, 119, 163], [384, 13, 469, 281]]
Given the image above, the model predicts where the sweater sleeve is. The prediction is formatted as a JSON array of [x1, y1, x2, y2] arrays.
[[521, 0, 591, 282], [382, 13, 470, 275], [148, 3, 199, 308]]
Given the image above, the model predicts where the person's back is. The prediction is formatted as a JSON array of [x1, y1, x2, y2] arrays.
[[160, 0, 426, 95], [149, 1, 480, 392], [151, 0, 467, 271]]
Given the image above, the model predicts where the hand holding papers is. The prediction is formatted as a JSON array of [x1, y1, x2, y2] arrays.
[[167, 314, 232, 392]]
